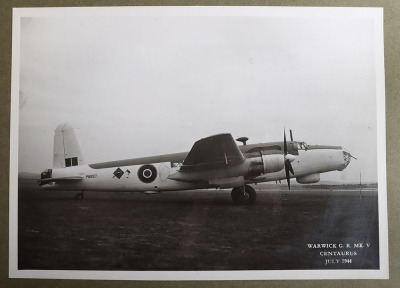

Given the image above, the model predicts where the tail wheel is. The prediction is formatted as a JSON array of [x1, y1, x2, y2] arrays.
[[231, 185, 256, 205], [75, 192, 84, 200]]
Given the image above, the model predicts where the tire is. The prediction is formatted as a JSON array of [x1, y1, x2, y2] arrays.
[[231, 185, 256, 205], [245, 185, 256, 205], [75, 193, 84, 200], [231, 187, 244, 204]]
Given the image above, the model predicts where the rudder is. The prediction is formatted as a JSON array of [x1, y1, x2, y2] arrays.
[[53, 123, 86, 168]]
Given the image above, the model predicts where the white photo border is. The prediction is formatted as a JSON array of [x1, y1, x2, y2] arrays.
[[9, 6, 388, 280]]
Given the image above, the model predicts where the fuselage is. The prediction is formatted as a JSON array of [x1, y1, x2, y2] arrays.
[[42, 140, 351, 193]]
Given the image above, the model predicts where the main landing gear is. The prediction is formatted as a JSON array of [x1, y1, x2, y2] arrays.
[[75, 192, 84, 200], [231, 185, 256, 205]]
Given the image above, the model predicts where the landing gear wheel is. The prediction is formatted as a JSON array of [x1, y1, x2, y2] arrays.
[[231, 187, 244, 204], [75, 192, 84, 200], [231, 185, 256, 205], [246, 185, 256, 204]]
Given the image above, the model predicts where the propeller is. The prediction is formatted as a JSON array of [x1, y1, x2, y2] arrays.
[[284, 128, 295, 190]]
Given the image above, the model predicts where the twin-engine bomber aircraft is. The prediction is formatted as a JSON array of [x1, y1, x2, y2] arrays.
[[39, 123, 354, 204]]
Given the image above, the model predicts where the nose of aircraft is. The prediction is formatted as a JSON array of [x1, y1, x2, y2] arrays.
[[342, 147, 355, 168]]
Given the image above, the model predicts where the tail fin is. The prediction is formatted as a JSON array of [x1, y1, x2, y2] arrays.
[[53, 123, 86, 168]]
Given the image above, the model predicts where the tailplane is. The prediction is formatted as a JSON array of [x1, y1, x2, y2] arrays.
[[53, 123, 86, 168]]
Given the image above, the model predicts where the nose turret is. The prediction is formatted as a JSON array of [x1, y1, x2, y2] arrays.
[[342, 147, 354, 168]]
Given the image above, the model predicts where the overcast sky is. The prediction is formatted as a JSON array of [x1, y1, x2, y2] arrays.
[[15, 7, 383, 183]]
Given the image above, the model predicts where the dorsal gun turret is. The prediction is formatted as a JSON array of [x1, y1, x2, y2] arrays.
[[236, 137, 249, 146]]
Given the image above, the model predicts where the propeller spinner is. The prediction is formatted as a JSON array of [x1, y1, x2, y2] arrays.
[[284, 128, 296, 190]]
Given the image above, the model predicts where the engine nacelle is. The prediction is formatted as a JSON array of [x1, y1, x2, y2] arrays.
[[248, 154, 285, 176], [296, 173, 320, 184], [261, 154, 285, 173]]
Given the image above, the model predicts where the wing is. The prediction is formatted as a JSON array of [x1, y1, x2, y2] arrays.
[[180, 133, 245, 171], [168, 134, 246, 183], [38, 176, 83, 186]]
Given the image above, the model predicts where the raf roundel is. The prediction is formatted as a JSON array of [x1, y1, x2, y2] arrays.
[[137, 165, 157, 183]]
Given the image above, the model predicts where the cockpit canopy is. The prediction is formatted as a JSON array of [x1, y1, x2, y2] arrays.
[[297, 142, 309, 150]]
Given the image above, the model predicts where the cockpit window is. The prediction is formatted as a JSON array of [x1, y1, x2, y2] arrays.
[[298, 142, 309, 151]]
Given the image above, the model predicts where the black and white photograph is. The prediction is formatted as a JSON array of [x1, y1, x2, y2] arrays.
[[9, 6, 388, 280]]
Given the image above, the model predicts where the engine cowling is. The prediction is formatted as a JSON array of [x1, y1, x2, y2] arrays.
[[248, 154, 285, 176], [261, 154, 285, 173], [296, 173, 320, 184]]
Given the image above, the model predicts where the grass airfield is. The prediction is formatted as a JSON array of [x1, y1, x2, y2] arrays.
[[17, 181, 379, 270]]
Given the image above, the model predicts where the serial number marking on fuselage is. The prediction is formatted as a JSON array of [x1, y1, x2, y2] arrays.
[[86, 174, 97, 179]]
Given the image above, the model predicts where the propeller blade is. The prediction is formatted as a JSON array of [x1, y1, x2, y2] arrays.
[[290, 130, 293, 141], [285, 164, 291, 190], [285, 159, 295, 175], [284, 128, 287, 155], [350, 154, 357, 160], [283, 128, 294, 190]]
